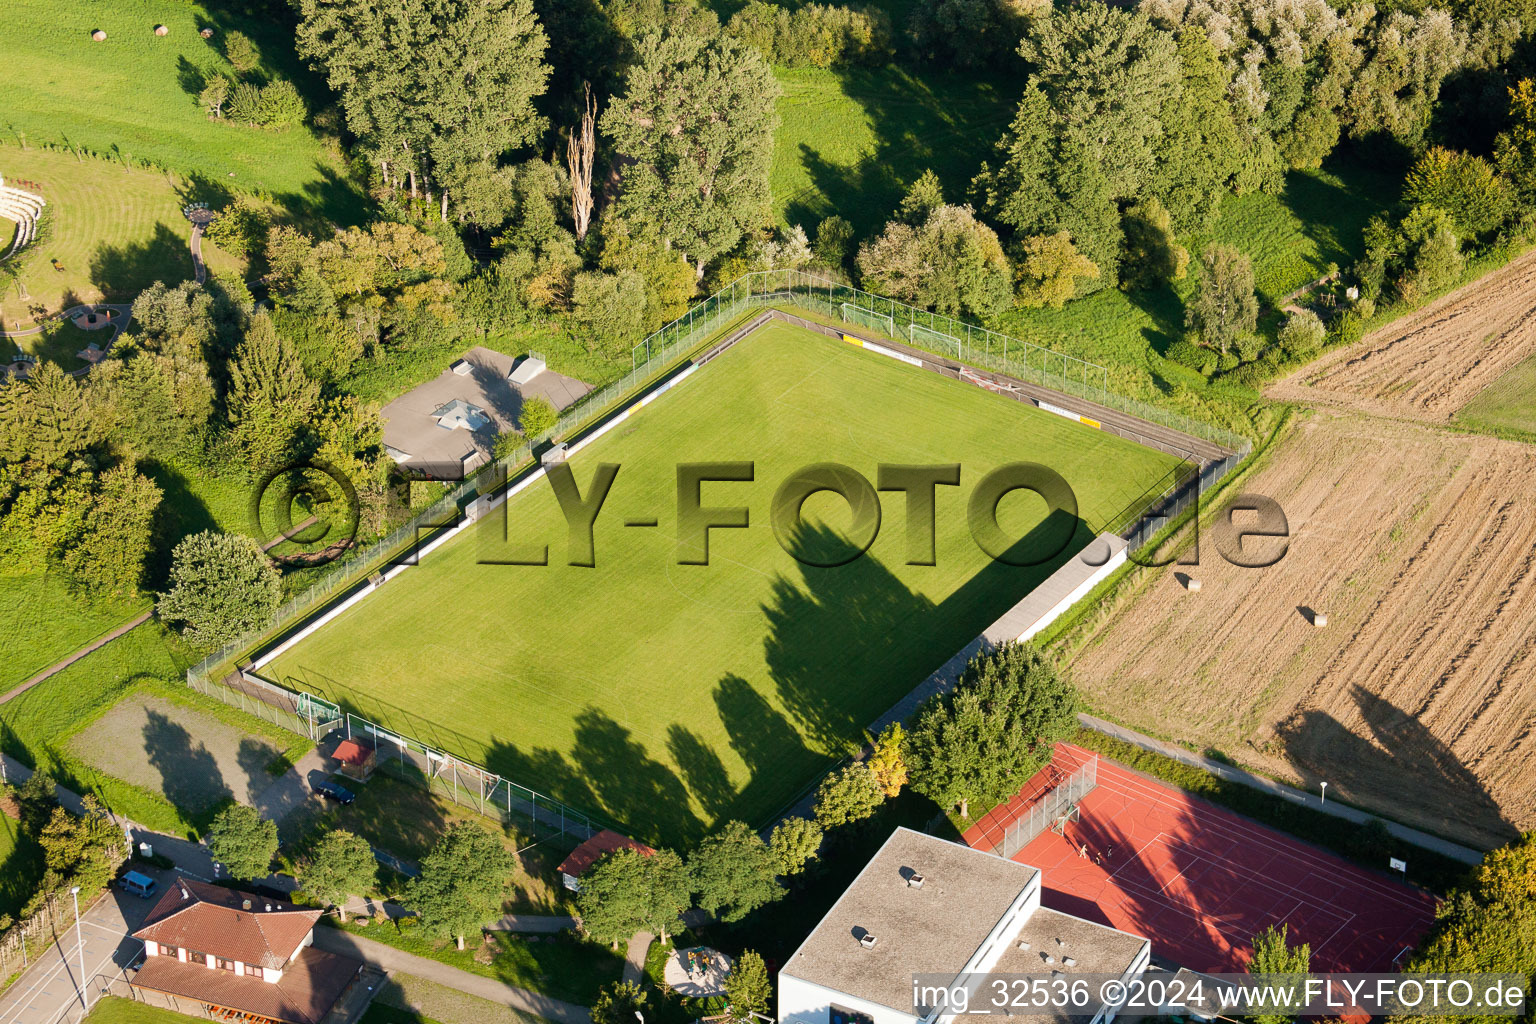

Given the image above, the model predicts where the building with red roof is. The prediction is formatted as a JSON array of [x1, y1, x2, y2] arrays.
[[557, 830, 656, 891], [130, 876, 362, 1024]]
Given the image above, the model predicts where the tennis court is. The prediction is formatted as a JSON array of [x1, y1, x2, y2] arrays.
[[964, 744, 1438, 972]]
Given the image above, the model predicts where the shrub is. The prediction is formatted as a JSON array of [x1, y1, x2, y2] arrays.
[[204, 195, 270, 258], [571, 269, 648, 350], [815, 215, 856, 267], [229, 80, 307, 130], [1165, 337, 1214, 371], [519, 396, 558, 438], [1277, 309, 1325, 358]]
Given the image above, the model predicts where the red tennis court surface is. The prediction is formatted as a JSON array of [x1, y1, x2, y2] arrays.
[[963, 743, 1438, 973]]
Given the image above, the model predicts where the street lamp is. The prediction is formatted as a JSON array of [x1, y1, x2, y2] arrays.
[[70, 885, 88, 1012], [1320, 781, 1328, 805]]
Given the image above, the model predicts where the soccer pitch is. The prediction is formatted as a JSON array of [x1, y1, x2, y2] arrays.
[[269, 323, 1183, 840]]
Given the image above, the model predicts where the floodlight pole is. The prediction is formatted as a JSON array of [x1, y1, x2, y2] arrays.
[[71, 885, 88, 1012], [1320, 781, 1328, 805]]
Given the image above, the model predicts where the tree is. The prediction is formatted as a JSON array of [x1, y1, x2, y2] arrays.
[[814, 216, 856, 267], [591, 981, 648, 1024], [298, 0, 550, 218], [299, 830, 377, 923], [16, 771, 58, 834], [724, 950, 772, 1020], [1395, 206, 1464, 302], [813, 762, 884, 829], [868, 723, 907, 798], [906, 642, 1079, 817], [407, 821, 515, 949], [1404, 148, 1510, 238], [603, 31, 780, 275], [227, 312, 320, 470], [1015, 232, 1099, 309], [1151, 30, 1241, 229], [38, 798, 125, 895], [857, 205, 1013, 319], [897, 170, 945, 225], [768, 817, 823, 876], [519, 395, 559, 438], [200, 75, 231, 118], [1401, 832, 1535, 1021], [577, 848, 692, 945], [157, 531, 282, 651], [571, 270, 649, 351], [1495, 79, 1536, 208], [1185, 244, 1258, 355], [568, 83, 598, 242], [493, 428, 526, 460], [1245, 924, 1311, 1024], [206, 804, 279, 881], [224, 31, 260, 76], [1119, 200, 1187, 291], [690, 820, 784, 923], [1277, 310, 1325, 358], [62, 465, 161, 594]]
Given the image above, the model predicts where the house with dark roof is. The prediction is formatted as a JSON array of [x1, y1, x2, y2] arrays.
[[556, 829, 656, 891], [130, 876, 362, 1024], [778, 828, 1150, 1024]]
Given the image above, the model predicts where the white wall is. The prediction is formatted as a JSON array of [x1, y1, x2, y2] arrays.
[[779, 974, 919, 1024]]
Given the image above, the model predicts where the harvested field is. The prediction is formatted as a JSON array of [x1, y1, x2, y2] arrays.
[[69, 695, 282, 816], [1268, 250, 1536, 422], [1067, 410, 1536, 848]]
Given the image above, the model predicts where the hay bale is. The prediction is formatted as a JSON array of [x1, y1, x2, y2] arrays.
[[154, 24, 168, 35], [1185, 578, 1201, 592], [1313, 611, 1328, 627], [200, 27, 214, 38], [91, 29, 107, 41]]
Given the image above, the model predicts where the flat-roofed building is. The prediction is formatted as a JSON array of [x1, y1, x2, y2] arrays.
[[778, 828, 1149, 1024]]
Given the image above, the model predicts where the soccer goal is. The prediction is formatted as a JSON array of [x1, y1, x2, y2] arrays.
[[908, 322, 962, 358], [840, 302, 895, 336]]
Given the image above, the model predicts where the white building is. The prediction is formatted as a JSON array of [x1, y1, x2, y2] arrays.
[[778, 828, 1150, 1024]]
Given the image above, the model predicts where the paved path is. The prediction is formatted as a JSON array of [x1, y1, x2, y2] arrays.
[[621, 932, 651, 985], [1, 611, 154, 704], [0, 872, 166, 1024], [311, 927, 590, 1024], [1078, 714, 1486, 865], [489, 914, 576, 934]]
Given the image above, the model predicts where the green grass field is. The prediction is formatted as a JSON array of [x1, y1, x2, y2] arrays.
[[0, 811, 46, 919], [771, 66, 1016, 235], [994, 162, 1402, 398], [268, 323, 1182, 840], [2, 0, 363, 222], [1456, 350, 1536, 441], [0, 573, 148, 691], [0, 144, 244, 328], [83, 997, 205, 1024]]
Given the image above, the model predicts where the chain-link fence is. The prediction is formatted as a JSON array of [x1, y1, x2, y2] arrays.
[[341, 713, 606, 842], [994, 755, 1100, 860]]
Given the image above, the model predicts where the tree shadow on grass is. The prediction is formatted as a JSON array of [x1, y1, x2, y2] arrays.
[[783, 66, 1019, 237], [271, 162, 372, 233], [666, 724, 737, 822], [89, 223, 193, 301], [139, 459, 220, 593]]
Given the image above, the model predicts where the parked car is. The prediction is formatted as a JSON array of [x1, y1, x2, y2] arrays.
[[119, 871, 158, 899], [313, 779, 355, 804]]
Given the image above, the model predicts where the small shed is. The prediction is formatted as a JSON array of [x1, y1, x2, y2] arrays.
[[333, 739, 377, 782], [557, 830, 655, 891]]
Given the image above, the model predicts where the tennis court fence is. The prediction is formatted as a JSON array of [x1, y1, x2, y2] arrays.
[[993, 754, 1100, 861]]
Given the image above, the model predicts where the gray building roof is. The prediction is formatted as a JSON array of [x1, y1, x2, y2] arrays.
[[782, 827, 1040, 1015]]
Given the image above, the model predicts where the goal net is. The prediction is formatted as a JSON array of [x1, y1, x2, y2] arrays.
[[840, 302, 895, 336], [908, 322, 962, 358]]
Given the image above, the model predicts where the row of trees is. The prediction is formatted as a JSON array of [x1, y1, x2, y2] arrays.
[[1, 774, 127, 929], [572, 643, 1080, 951]]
